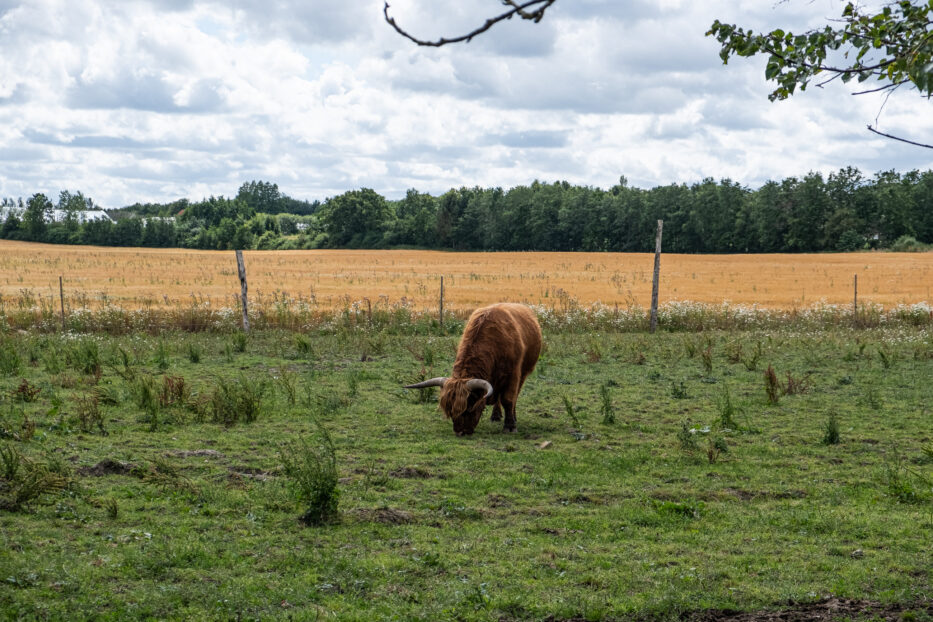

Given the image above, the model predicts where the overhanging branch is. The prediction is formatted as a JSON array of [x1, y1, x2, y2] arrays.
[[867, 125, 933, 149], [384, 0, 556, 47]]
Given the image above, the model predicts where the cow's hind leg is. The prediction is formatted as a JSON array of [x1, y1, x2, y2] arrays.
[[501, 396, 517, 433]]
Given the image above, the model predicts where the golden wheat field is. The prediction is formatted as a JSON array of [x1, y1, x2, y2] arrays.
[[0, 240, 931, 311]]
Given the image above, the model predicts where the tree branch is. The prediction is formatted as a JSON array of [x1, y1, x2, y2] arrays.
[[384, 0, 556, 47], [866, 125, 933, 149]]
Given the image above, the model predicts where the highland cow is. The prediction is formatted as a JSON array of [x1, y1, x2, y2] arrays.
[[404, 303, 541, 436]]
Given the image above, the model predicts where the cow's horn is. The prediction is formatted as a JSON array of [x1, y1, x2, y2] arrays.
[[465, 379, 493, 399], [404, 377, 448, 389]]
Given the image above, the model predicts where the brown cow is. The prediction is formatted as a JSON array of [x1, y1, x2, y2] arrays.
[[404, 303, 541, 436]]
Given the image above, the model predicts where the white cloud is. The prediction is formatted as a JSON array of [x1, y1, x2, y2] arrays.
[[0, 0, 930, 207]]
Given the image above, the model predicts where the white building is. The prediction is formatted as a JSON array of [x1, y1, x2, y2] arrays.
[[0, 207, 114, 224]]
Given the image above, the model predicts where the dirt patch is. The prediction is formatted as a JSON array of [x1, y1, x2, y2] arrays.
[[227, 466, 273, 481], [486, 493, 511, 508], [390, 466, 433, 479], [722, 488, 809, 501], [77, 459, 135, 476], [683, 598, 931, 621], [167, 449, 225, 458], [534, 599, 932, 622], [352, 507, 414, 524]]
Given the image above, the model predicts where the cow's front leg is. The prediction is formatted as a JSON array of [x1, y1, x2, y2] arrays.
[[490, 400, 502, 422]]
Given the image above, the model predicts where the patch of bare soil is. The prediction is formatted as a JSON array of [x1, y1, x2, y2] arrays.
[[167, 449, 225, 458], [226, 466, 273, 481], [530, 599, 932, 622], [390, 466, 433, 479], [683, 598, 932, 622], [352, 507, 413, 524], [77, 459, 135, 476]]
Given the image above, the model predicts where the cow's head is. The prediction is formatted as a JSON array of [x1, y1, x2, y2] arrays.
[[404, 377, 493, 436]]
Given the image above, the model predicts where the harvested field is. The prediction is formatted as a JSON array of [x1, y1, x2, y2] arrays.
[[0, 240, 931, 311]]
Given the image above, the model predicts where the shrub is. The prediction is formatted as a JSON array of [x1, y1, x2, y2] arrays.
[[821, 413, 840, 445], [75, 393, 106, 435], [208, 375, 267, 426], [186, 342, 202, 364], [670, 380, 688, 399], [0, 341, 22, 376], [294, 334, 314, 358], [0, 444, 69, 511], [279, 424, 339, 526], [154, 340, 169, 371], [677, 420, 698, 451], [890, 235, 928, 252], [700, 344, 713, 375], [67, 339, 101, 376], [561, 394, 581, 428], [717, 384, 738, 430], [132, 375, 160, 423], [10, 379, 41, 403], [159, 376, 189, 408], [277, 368, 298, 405], [706, 435, 728, 464], [599, 383, 615, 425], [837, 229, 865, 251], [764, 365, 780, 404], [231, 332, 247, 353]]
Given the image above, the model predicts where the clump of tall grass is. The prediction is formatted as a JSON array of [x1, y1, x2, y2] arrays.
[[0, 340, 22, 376], [294, 334, 314, 358], [0, 444, 71, 511], [67, 339, 101, 376], [231, 331, 247, 353], [186, 342, 202, 364], [599, 383, 615, 425], [206, 375, 267, 426], [716, 384, 739, 430], [75, 393, 106, 435], [131, 374, 161, 430], [561, 394, 581, 429], [700, 344, 713, 375], [764, 365, 781, 404], [821, 413, 840, 445], [279, 423, 339, 526], [153, 340, 169, 371]]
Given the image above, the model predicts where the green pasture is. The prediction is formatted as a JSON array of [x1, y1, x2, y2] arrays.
[[0, 324, 931, 620]]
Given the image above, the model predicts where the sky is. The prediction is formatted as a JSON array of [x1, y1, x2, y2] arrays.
[[0, 0, 931, 208]]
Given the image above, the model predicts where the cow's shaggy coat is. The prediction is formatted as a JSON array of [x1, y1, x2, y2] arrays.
[[406, 303, 541, 436]]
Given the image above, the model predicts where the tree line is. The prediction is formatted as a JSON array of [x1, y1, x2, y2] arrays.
[[2, 169, 932, 253]]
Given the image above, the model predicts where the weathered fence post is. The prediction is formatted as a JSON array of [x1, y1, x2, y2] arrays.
[[649, 220, 663, 333], [439, 276, 444, 330], [235, 250, 250, 332], [853, 274, 858, 325], [59, 275, 66, 332]]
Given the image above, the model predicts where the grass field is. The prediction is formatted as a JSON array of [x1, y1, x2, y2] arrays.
[[2, 241, 932, 312], [1, 324, 931, 620]]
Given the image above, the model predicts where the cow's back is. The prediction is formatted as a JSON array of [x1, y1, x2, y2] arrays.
[[455, 304, 540, 380]]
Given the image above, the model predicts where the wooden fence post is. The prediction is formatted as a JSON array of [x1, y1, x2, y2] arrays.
[[439, 276, 444, 330], [235, 250, 250, 332], [649, 220, 663, 333], [59, 275, 66, 332]]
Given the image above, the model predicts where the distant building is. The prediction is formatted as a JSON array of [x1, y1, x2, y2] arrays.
[[0, 207, 114, 224], [50, 210, 114, 223]]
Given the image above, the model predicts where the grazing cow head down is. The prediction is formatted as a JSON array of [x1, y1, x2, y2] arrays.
[[404, 303, 540, 437], [404, 377, 493, 436]]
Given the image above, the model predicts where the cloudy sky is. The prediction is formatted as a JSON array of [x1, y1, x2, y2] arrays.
[[1, 0, 931, 208]]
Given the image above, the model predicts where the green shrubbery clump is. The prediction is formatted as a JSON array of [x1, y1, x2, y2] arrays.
[[279, 423, 339, 526]]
